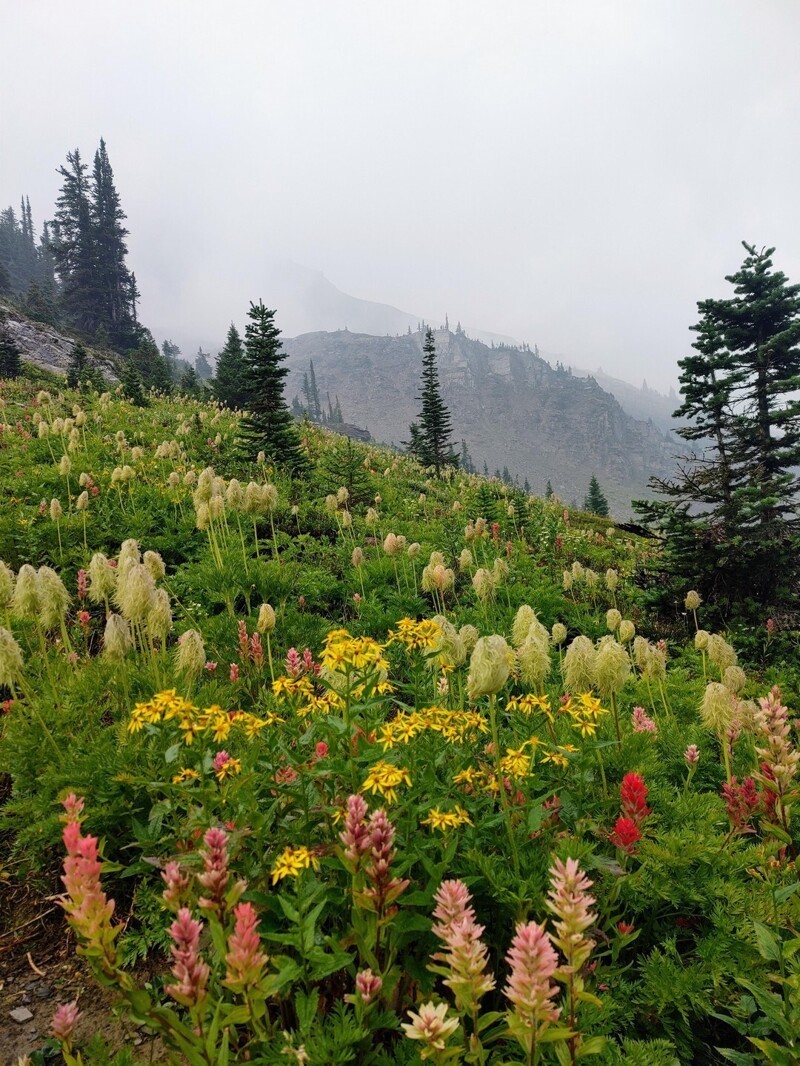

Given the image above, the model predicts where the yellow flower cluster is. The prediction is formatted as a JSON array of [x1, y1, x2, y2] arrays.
[[389, 617, 443, 652], [421, 806, 473, 831], [377, 706, 488, 750], [539, 744, 579, 768], [506, 694, 554, 722], [360, 760, 412, 804], [563, 692, 608, 737], [321, 628, 389, 673], [127, 690, 278, 745], [499, 741, 540, 779], [271, 845, 320, 884]]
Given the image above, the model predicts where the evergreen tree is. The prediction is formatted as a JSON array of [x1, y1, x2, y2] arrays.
[[180, 365, 201, 395], [0, 262, 10, 295], [50, 149, 99, 333], [308, 361, 322, 421], [195, 348, 213, 380], [66, 343, 89, 388], [90, 139, 139, 347], [584, 475, 609, 516], [239, 300, 308, 473], [162, 339, 181, 367], [637, 243, 800, 613], [0, 315, 21, 378], [545, 479, 554, 499], [214, 323, 249, 409], [409, 327, 455, 474], [121, 359, 148, 406]]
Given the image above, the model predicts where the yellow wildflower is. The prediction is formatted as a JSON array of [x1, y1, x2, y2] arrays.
[[271, 845, 320, 884], [422, 806, 473, 831], [172, 768, 200, 784], [389, 618, 444, 652], [360, 760, 412, 804], [215, 756, 242, 781]]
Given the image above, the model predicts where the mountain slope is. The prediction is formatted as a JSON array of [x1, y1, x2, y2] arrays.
[[283, 328, 677, 515]]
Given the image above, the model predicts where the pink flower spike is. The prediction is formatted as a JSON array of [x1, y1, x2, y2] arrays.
[[166, 907, 209, 1008], [355, 968, 382, 1004], [224, 901, 268, 994], [504, 920, 561, 1043], [340, 794, 371, 864], [162, 861, 191, 910], [684, 744, 700, 765], [51, 1000, 80, 1043]]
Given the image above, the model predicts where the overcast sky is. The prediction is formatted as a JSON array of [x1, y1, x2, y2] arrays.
[[4, 0, 800, 391]]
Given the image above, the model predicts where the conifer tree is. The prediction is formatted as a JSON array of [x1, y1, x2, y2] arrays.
[[214, 323, 249, 409], [121, 360, 148, 406], [90, 139, 138, 347], [637, 242, 800, 613], [545, 479, 554, 499], [409, 327, 455, 474], [239, 300, 308, 473], [50, 149, 98, 333], [584, 475, 609, 516], [195, 348, 213, 380], [66, 343, 89, 388], [0, 316, 21, 378]]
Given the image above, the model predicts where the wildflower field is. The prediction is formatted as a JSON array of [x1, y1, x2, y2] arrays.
[[1, 374, 799, 1065]]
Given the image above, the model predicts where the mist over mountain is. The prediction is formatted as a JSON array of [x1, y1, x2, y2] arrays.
[[282, 326, 677, 516]]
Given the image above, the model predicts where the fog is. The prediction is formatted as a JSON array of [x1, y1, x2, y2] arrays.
[[4, 0, 800, 391]]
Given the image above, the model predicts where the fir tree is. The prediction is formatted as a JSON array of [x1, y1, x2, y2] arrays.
[[409, 327, 455, 474], [121, 360, 148, 406], [239, 300, 308, 473], [195, 348, 213, 380], [180, 366, 201, 395], [0, 316, 21, 379], [66, 343, 89, 388], [214, 323, 249, 409], [90, 139, 139, 347], [50, 149, 98, 333], [545, 479, 554, 499], [637, 242, 800, 613], [584, 475, 609, 516]]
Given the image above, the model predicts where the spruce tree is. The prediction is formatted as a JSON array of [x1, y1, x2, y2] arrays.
[[121, 360, 148, 406], [545, 479, 554, 499], [195, 348, 213, 380], [50, 149, 98, 333], [637, 242, 800, 614], [66, 343, 89, 388], [409, 327, 455, 474], [239, 300, 307, 473], [584, 475, 609, 516], [0, 316, 21, 378], [214, 323, 249, 409], [90, 139, 138, 347]]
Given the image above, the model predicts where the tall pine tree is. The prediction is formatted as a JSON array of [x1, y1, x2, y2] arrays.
[[50, 149, 98, 333], [238, 301, 308, 473], [637, 242, 800, 614], [214, 323, 249, 409], [408, 327, 455, 474], [90, 139, 139, 347]]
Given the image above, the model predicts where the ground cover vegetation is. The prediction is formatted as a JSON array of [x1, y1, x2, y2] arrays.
[[0, 362, 799, 1065]]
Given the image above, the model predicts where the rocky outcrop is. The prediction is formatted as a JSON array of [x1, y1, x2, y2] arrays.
[[283, 328, 678, 515], [0, 302, 118, 381]]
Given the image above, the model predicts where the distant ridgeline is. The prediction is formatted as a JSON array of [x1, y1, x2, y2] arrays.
[[282, 327, 677, 515]]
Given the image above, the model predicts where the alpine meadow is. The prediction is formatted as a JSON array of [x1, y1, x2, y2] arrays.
[[3, 7, 800, 1066]]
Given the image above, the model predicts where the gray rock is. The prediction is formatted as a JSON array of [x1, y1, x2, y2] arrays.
[[10, 1006, 34, 1023]]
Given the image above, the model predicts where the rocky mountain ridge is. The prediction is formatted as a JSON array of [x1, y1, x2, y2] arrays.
[[283, 328, 678, 515]]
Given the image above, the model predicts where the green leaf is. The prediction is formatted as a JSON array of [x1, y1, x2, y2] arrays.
[[164, 742, 180, 765], [773, 881, 800, 905], [575, 1036, 606, 1058], [752, 921, 782, 963]]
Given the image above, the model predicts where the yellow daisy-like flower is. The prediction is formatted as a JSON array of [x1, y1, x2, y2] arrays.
[[453, 766, 483, 788], [421, 806, 473, 831], [360, 760, 412, 804], [389, 618, 444, 652], [215, 756, 242, 781], [172, 767, 200, 784], [507, 694, 554, 722], [321, 629, 389, 673], [271, 845, 320, 884], [499, 745, 535, 778]]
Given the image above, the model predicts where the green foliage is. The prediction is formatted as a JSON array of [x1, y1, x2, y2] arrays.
[[238, 300, 309, 473], [637, 243, 800, 621]]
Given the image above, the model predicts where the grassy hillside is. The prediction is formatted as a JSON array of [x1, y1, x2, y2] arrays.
[[0, 377, 798, 1065]]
